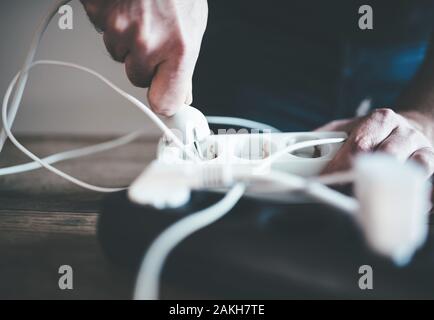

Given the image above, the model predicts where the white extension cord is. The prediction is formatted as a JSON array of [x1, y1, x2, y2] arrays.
[[132, 163, 359, 300]]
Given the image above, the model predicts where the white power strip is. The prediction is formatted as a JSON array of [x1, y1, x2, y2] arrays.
[[158, 131, 347, 177], [129, 131, 347, 207]]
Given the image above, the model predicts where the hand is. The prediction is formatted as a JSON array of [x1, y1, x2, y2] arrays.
[[316, 108, 434, 178], [81, 0, 208, 116]]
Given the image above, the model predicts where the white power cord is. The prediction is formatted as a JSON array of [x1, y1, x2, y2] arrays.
[[2, 60, 202, 191], [134, 138, 349, 300], [0, 0, 281, 185], [0, 130, 143, 176], [0, 0, 200, 190], [262, 171, 359, 213], [134, 183, 246, 300], [254, 137, 346, 173], [0, 0, 71, 153]]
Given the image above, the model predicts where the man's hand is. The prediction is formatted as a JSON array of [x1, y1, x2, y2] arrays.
[[81, 0, 208, 116], [316, 108, 434, 178]]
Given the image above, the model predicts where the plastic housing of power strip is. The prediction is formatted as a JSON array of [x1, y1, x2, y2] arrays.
[[128, 132, 347, 207], [158, 131, 347, 176]]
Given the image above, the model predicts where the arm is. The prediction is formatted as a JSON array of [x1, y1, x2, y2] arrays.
[[317, 34, 434, 178], [80, 0, 208, 116], [396, 34, 434, 145]]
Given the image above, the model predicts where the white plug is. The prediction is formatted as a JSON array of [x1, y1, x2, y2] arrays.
[[159, 105, 210, 145], [128, 161, 234, 209], [354, 153, 431, 265]]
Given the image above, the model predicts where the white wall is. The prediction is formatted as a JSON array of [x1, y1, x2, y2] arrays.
[[0, 0, 159, 136]]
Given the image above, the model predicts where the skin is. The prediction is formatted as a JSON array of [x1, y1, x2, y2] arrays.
[[317, 35, 434, 179], [80, 0, 208, 116], [81, 0, 434, 179]]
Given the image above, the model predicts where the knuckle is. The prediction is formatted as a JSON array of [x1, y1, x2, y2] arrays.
[[411, 149, 434, 168], [103, 37, 126, 62], [127, 74, 151, 88], [125, 66, 151, 88], [405, 127, 420, 140], [412, 152, 428, 165], [412, 150, 434, 174], [370, 108, 396, 123], [406, 127, 417, 136], [351, 136, 372, 153], [171, 37, 189, 59], [84, 1, 113, 31], [82, 2, 99, 18], [105, 15, 123, 35], [133, 32, 152, 54]]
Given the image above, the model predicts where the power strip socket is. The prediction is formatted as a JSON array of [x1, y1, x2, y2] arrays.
[[129, 132, 347, 207], [157, 131, 347, 177]]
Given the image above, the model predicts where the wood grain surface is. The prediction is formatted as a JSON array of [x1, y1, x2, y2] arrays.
[[0, 135, 157, 299]]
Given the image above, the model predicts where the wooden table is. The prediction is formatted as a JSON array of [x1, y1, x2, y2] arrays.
[[0, 135, 157, 299], [2, 136, 434, 300]]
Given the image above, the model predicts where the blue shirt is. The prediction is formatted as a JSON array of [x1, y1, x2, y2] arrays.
[[194, 0, 434, 131]]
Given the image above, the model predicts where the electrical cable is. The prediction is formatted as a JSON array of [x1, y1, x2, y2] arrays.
[[0, 130, 143, 176], [134, 138, 351, 300], [2, 60, 200, 192], [0, 0, 199, 188], [260, 171, 359, 213], [0, 0, 72, 153], [134, 182, 246, 300], [254, 137, 346, 173]]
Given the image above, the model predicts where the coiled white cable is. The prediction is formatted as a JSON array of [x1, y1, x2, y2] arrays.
[[0, 0, 199, 191], [2, 60, 199, 192]]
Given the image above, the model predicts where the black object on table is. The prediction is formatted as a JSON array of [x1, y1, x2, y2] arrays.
[[98, 190, 434, 299]]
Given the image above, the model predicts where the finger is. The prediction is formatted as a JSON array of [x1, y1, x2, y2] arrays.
[[314, 118, 357, 132], [102, 7, 133, 62], [104, 33, 130, 63], [323, 108, 400, 174], [409, 147, 434, 178], [124, 51, 158, 88], [376, 126, 431, 162], [148, 53, 196, 116], [81, 0, 110, 31]]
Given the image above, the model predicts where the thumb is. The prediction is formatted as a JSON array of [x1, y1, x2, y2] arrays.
[[148, 58, 193, 117]]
